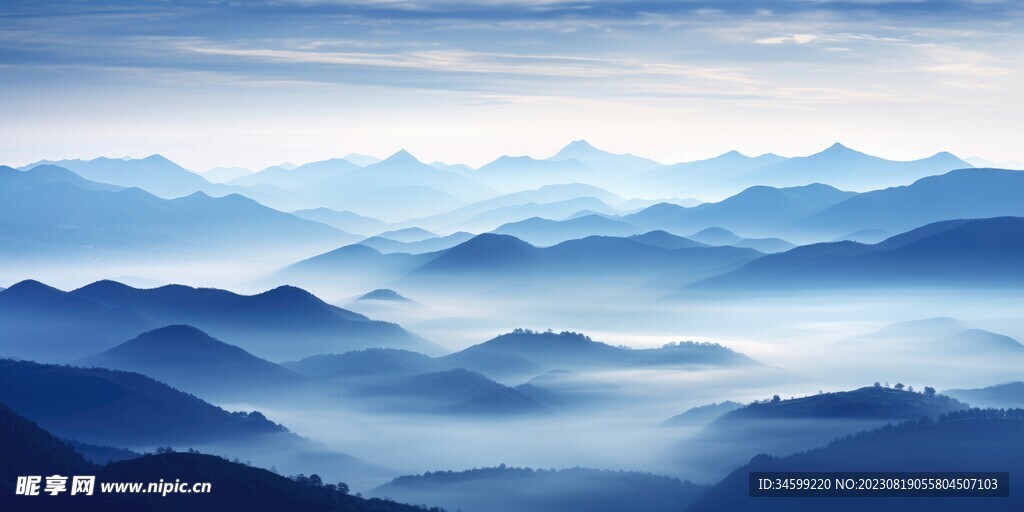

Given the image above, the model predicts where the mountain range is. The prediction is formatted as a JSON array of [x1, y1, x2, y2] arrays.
[[0, 279, 439, 361]]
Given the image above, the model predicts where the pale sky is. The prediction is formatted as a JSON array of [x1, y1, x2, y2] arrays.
[[1, 0, 1022, 171]]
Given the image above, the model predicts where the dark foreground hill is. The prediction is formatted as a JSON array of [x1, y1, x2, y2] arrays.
[[372, 466, 706, 512], [0, 403, 437, 512], [673, 386, 967, 482], [687, 409, 1024, 512]]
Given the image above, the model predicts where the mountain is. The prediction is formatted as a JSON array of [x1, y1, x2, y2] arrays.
[[0, 358, 287, 446], [372, 466, 707, 512], [0, 402, 94, 483], [689, 217, 1024, 289], [513, 370, 622, 409], [453, 197, 621, 234], [688, 227, 742, 245], [202, 166, 252, 183], [624, 183, 855, 238], [628, 230, 709, 249], [943, 382, 1024, 409], [343, 153, 382, 166], [0, 404, 422, 511], [274, 244, 439, 294], [291, 207, 389, 236], [475, 155, 590, 192], [357, 232, 475, 254], [0, 165, 351, 261], [379, 368, 546, 415], [439, 330, 758, 379], [673, 386, 968, 482], [357, 289, 415, 302], [662, 401, 743, 427], [375, 227, 438, 243], [0, 358, 383, 487], [405, 234, 762, 292], [228, 157, 361, 191], [80, 325, 304, 398], [491, 215, 640, 246], [687, 409, 1024, 512], [744, 142, 972, 191], [283, 348, 440, 376], [627, 150, 786, 198], [966, 156, 1024, 170], [0, 280, 156, 361], [0, 279, 441, 361], [405, 183, 628, 232], [317, 150, 496, 219], [548, 139, 663, 171], [22, 155, 218, 198], [799, 168, 1024, 237]]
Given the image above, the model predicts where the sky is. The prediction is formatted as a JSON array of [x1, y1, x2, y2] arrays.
[[1, 0, 1021, 171]]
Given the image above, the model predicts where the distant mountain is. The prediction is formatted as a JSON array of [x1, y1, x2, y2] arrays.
[[662, 401, 743, 427], [22, 155, 218, 198], [475, 155, 590, 192], [831, 229, 891, 244], [318, 150, 495, 219], [548, 139, 663, 171], [966, 156, 1024, 170], [357, 231, 475, 254], [0, 404, 421, 511], [491, 214, 640, 246], [625, 183, 855, 238], [0, 165, 351, 261], [283, 348, 440, 376], [744, 142, 972, 191], [0, 279, 440, 361], [379, 368, 546, 415], [202, 166, 252, 183], [440, 330, 758, 379], [291, 207, 389, 236], [372, 466, 707, 512], [274, 244, 439, 294], [944, 382, 1024, 409], [228, 157, 361, 192], [357, 289, 415, 302], [408, 183, 628, 231], [80, 325, 304, 398], [689, 217, 1024, 289], [405, 234, 762, 292], [513, 370, 621, 409], [343, 153, 382, 166], [454, 197, 621, 234], [627, 150, 786, 198], [677, 228, 795, 253], [688, 409, 1024, 512], [375, 227, 438, 243], [799, 168, 1024, 237], [688, 227, 742, 245], [628, 230, 709, 249]]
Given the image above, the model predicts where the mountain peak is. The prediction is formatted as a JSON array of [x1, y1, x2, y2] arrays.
[[551, 139, 609, 160], [381, 149, 421, 165]]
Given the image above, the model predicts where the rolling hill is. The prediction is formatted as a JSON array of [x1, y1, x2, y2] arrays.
[[80, 325, 304, 398], [688, 217, 1024, 290]]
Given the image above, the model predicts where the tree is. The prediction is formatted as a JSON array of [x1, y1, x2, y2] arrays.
[[337, 482, 350, 495], [874, 382, 881, 388], [894, 383, 905, 390], [771, 395, 781, 403], [309, 474, 323, 486], [924, 386, 936, 398], [908, 386, 914, 393]]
